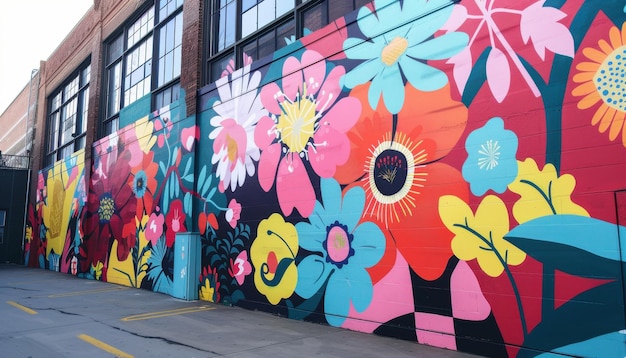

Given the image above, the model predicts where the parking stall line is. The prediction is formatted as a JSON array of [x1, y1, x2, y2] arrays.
[[6, 300, 37, 315], [47, 286, 129, 298], [78, 334, 134, 358], [121, 306, 215, 322]]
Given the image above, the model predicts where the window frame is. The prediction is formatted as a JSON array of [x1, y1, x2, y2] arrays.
[[0, 209, 5, 245], [44, 59, 91, 167], [204, 0, 367, 85], [101, 0, 184, 138]]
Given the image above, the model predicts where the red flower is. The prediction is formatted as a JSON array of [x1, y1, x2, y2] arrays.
[[165, 199, 186, 247], [83, 149, 137, 264], [128, 151, 158, 217], [335, 83, 469, 282]]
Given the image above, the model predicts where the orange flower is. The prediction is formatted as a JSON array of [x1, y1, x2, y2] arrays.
[[335, 83, 469, 282], [572, 24, 626, 147]]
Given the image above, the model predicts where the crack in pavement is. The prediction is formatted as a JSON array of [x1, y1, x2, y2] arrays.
[[34, 307, 222, 356]]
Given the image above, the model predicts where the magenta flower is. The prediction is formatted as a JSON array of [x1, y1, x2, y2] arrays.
[[256, 50, 360, 217]]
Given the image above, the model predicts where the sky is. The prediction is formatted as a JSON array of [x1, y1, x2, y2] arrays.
[[0, 0, 93, 114]]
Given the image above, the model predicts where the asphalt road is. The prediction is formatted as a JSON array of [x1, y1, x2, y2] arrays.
[[0, 264, 477, 357]]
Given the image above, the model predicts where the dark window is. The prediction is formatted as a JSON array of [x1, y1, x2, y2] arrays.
[[205, 0, 366, 84], [102, 0, 183, 137], [45, 61, 91, 166]]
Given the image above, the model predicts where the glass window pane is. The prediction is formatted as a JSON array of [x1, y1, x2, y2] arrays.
[[242, 0, 256, 12], [225, 2, 236, 47], [276, 19, 295, 51], [241, 7, 257, 38], [329, 0, 354, 24], [107, 34, 123, 65], [211, 53, 234, 83], [107, 63, 121, 117], [242, 41, 257, 62], [0, 210, 5, 226], [258, 0, 274, 29], [257, 32, 274, 59], [276, 0, 293, 16], [303, 3, 324, 33]]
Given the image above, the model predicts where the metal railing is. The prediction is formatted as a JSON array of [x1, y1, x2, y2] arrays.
[[0, 154, 30, 169]]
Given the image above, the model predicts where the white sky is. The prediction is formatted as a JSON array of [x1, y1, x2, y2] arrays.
[[0, 0, 93, 114]]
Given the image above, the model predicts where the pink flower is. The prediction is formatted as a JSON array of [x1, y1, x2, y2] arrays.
[[154, 108, 173, 148], [181, 126, 200, 152], [442, 0, 574, 102], [256, 50, 360, 217], [226, 199, 241, 228], [146, 211, 164, 246], [228, 250, 252, 285]]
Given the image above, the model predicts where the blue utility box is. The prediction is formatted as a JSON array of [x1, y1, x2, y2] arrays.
[[172, 232, 201, 300]]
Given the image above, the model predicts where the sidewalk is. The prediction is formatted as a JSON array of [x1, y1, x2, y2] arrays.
[[0, 264, 477, 357]]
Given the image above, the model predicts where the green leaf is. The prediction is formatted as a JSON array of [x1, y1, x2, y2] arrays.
[[504, 215, 624, 278]]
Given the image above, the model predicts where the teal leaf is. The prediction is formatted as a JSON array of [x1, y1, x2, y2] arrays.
[[518, 282, 624, 357], [197, 166, 207, 192], [505, 215, 624, 278], [462, 47, 490, 107], [182, 157, 192, 177], [159, 161, 167, 176], [183, 192, 192, 217]]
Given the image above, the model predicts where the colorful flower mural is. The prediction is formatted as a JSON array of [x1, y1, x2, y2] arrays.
[[25, 1, 626, 357]]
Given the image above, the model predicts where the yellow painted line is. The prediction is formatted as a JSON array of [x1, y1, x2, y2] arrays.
[[78, 334, 133, 358], [48, 286, 129, 298], [7, 301, 37, 315], [121, 306, 215, 322]]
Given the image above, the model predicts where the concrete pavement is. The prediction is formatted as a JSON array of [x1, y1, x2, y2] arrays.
[[0, 264, 477, 357]]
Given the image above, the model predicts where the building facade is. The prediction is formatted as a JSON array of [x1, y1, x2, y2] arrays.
[[9, 0, 626, 356]]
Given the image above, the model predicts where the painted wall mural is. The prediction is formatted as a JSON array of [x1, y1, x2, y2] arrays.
[[25, 0, 626, 356]]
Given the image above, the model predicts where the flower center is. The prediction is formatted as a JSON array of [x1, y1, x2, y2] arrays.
[[373, 149, 409, 196], [98, 194, 115, 222], [323, 221, 354, 268], [277, 97, 317, 153], [133, 170, 147, 198], [381, 37, 409, 66], [477, 139, 500, 170], [226, 134, 239, 162], [594, 45, 626, 111]]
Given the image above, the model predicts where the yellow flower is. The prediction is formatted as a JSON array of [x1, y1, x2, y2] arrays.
[[572, 24, 626, 147], [107, 215, 151, 287], [135, 116, 157, 152], [42, 151, 85, 259], [439, 195, 526, 277], [25, 226, 32, 242], [199, 278, 216, 302], [508, 158, 589, 224], [92, 261, 104, 280], [250, 213, 298, 305]]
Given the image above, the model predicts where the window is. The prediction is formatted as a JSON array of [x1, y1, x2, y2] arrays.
[[0, 210, 4, 245], [102, 0, 183, 137], [205, 0, 367, 84], [45, 61, 90, 166]]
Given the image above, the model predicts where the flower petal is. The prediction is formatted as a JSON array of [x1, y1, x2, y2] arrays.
[[276, 154, 316, 217], [258, 143, 281, 192], [401, 58, 448, 93], [351, 221, 385, 268], [295, 255, 330, 299], [406, 32, 468, 60]]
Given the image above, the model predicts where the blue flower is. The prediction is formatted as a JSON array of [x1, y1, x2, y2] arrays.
[[462, 117, 519, 196], [295, 178, 385, 326], [342, 0, 468, 114]]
